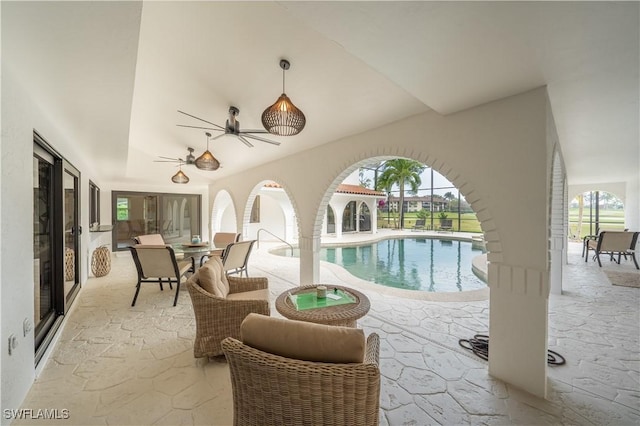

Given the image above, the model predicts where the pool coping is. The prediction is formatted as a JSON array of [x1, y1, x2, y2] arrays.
[[268, 230, 490, 302]]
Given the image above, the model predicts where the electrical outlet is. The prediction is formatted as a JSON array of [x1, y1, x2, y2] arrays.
[[8, 334, 17, 356]]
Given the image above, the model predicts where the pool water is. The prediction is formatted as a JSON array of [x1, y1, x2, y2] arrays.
[[273, 238, 486, 292]]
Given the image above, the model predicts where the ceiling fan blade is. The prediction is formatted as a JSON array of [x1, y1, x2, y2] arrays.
[[211, 133, 227, 141], [158, 156, 179, 160], [177, 110, 225, 130], [153, 160, 180, 163], [239, 129, 270, 134], [237, 136, 254, 148], [176, 124, 224, 132], [243, 133, 281, 146]]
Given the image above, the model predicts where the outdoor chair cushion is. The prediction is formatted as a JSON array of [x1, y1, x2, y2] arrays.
[[240, 313, 365, 363], [226, 289, 270, 301], [199, 256, 230, 297]]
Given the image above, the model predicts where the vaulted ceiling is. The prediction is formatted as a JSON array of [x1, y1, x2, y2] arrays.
[[3, 2, 638, 187]]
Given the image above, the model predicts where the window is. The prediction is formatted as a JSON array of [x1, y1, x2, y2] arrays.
[[116, 198, 129, 220], [89, 181, 100, 225], [250, 196, 260, 223]]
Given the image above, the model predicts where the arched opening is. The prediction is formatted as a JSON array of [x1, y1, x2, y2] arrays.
[[569, 190, 626, 240], [342, 201, 357, 233], [326, 205, 336, 234], [211, 190, 238, 240], [359, 202, 371, 232], [243, 181, 298, 243]]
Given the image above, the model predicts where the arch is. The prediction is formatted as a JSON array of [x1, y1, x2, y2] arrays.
[[211, 189, 238, 240], [310, 152, 498, 271], [243, 180, 299, 243]]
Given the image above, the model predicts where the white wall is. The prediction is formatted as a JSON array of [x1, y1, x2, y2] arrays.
[[246, 193, 284, 241], [1, 69, 109, 417], [207, 88, 553, 397]]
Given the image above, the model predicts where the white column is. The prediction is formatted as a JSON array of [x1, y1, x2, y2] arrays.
[[299, 235, 320, 285], [488, 263, 549, 398], [625, 177, 639, 231]]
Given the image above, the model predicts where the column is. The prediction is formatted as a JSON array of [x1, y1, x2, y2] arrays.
[[299, 235, 320, 285]]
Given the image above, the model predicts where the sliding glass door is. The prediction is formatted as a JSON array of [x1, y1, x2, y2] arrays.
[[33, 134, 81, 362], [63, 164, 81, 305], [33, 145, 57, 351], [112, 191, 201, 250]]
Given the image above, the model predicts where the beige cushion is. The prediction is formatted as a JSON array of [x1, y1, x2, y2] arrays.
[[136, 234, 165, 245], [204, 256, 229, 295], [197, 267, 222, 297], [226, 289, 269, 301], [241, 313, 365, 363]]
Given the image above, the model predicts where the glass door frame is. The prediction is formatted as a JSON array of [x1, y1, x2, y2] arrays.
[[33, 131, 81, 364]]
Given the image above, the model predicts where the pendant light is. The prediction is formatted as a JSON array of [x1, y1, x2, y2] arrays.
[[171, 163, 189, 184], [261, 59, 306, 136], [195, 132, 221, 171]]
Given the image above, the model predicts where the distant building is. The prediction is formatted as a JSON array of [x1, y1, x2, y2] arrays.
[[383, 195, 449, 213]]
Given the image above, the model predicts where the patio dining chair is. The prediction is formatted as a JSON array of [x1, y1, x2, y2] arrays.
[[129, 245, 194, 306], [200, 232, 241, 266], [223, 240, 256, 277]]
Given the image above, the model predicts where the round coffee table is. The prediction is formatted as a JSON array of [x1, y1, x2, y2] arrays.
[[275, 284, 370, 327]]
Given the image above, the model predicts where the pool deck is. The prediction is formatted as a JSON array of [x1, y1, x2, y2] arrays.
[[17, 233, 640, 425]]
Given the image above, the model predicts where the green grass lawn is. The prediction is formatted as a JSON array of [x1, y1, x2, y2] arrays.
[[568, 208, 626, 239], [377, 211, 482, 233]]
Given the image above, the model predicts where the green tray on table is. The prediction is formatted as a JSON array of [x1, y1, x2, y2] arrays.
[[288, 289, 356, 311]]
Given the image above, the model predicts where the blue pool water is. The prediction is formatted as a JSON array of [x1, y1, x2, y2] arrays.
[[273, 238, 486, 292]]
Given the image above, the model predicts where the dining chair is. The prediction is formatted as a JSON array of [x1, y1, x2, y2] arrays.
[[129, 244, 194, 306], [223, 240, 256, 277]]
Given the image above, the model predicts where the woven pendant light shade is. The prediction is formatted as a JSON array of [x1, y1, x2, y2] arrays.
[[261, 93, 306, 136], [195, 150, 220, 171], [171, 169, 189, 184], [262, 59, 305, 136]]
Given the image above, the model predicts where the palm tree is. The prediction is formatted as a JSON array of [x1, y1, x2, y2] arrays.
[[443, 191, 455, 212], [376, 159, 426, 229]]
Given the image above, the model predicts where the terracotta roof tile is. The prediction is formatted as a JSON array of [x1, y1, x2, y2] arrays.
[[264, 182, 384, 196]]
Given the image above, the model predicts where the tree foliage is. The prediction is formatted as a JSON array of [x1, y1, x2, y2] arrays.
[[376, 159, 426, 229]]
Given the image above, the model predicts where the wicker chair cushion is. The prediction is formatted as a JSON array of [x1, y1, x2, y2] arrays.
[[226, 289, 269, 301], [199, 262, 228, 298], [204, 256, 230, 291], [241, 313, 365, 363]]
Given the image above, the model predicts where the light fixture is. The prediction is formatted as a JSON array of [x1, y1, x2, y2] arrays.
[[261, 59, 306, 136], [171, 163, 189, 184], [195, 132, 221, 171]]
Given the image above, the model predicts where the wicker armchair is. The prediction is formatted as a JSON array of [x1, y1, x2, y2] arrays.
[[186, 258, 270, 358], [222, 314, 381, 426]]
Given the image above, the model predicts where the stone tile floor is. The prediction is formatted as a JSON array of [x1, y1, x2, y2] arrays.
[[16, 239, 640, 425]]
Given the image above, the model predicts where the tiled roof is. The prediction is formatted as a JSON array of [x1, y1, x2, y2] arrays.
[[264, 182, 384, 197], [336, 183, 385, 197]]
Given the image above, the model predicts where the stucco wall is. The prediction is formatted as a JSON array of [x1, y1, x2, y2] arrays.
[[0, 70, 210, 416], [1, 70, 100, 416], [207, 87, 554, 396]]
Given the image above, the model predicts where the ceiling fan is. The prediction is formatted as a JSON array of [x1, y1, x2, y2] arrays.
[[177, 106, 281, 148], [154, 147, 196, 165]]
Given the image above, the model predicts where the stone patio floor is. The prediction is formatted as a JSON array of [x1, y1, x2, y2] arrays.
[[15, 235, 640, 425]]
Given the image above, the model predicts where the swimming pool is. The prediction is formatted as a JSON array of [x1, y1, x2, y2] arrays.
[[272, 237, 486, 292]]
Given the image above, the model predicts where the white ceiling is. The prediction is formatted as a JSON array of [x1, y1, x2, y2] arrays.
[[3, 1, 639, 186]]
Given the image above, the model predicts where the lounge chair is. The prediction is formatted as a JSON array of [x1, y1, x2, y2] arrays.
[[412, 218, 425, 231], [585, 231, 639, 269]]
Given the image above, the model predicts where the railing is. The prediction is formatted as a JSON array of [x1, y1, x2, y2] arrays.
[[256, 228, 294, 256]]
